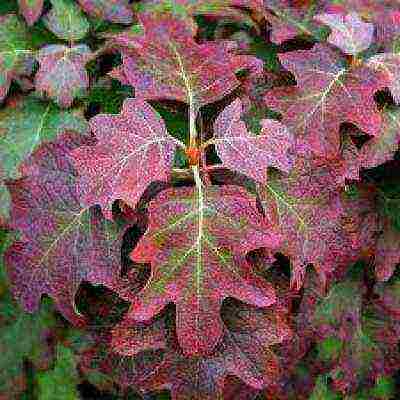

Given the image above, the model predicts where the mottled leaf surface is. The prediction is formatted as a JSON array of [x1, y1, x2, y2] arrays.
[[265, 44, 387, 157], [214, 98, 294, 182], [0, 14, 33, 102], [44, 0, 89, 42], [128, 185, 281, 355], [35, 44, 93, 108], [18, 0, 44, 26], [77, 0, 133, 24], [262, 166, 377, 289], [70, 98, 179, 219], [113, 302, 291, 399], [5, 133, 123, 323], [0, 96, 88, 181], [368, 53, 400, 104], [111, 13, 261, 108], [315, 12, 374, 55]]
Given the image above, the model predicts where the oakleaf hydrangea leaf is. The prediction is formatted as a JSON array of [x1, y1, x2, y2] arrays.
[[0, 96, 88, 181], [44, 0, 90, 42], [5, 133, 124, 324], [0, 279, 57, 397], [262, 167, 377, 290], [111, 13, 262, 108], [35, 44, 93, 108], [0, 14, 34, 103], [360, 108, 400, 170], [265, 44, 388, 157], [70, 98, 181, 220], [127, 185, 281, 355], [18, 0, 44, 26], [367, 53, 400, 104], [315, 12, 374, 55], [77, 0, 133, 24], [112, 302, 291, 398], [214, 98, 294, 182]]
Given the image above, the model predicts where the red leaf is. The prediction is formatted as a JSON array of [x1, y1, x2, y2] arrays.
[[214, 98, 294, 182], [70, 98, 181, 219], [265, 44, 388, 157], [4, 133, 124, 324], [77, 0, 133, 24], [110, 13, 262, 108], [112, 302, 292, 399], [315, 12, 374, 55], [128, 185, 281, 355], [35, 44, 93, 108]]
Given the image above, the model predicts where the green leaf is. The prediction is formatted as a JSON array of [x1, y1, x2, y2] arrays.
[[0, 96, 88, 181], [44, 0, 89, 42], [309, 376, 341, 400], [37, 344, 80, 400]]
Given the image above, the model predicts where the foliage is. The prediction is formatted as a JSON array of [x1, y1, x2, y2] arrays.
[[1, 0, 400, 399]]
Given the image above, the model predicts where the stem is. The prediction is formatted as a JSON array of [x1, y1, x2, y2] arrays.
[[189, 103, 198, 148]]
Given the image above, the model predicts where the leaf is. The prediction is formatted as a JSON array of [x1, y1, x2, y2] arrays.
[[213, 98, 294, 182], [44, 0, 89, 42], [264, 0, 327, 44], [262, 166, 378, 290], [0, 96, 88, 181], [35, 44, 93, 108], [136, 0, 261, 31], [4, 133, 124, 323], [0, 14, 34, 102], [18, 0, 44, 26], [112, 302, 291, 398], [127, 184, 281, 356], [0, 294, 57, 397], [70, 98, 180, 220], [375, 218, 400, 281], [77, 0, 133, 24], [309, 274, 400, 394], [37, 344, 80, 400], [367, 53, 400, 104], [265, 43, 388, 157], [360, 108, 400, 170], [315, 12, 374, 55], [309, 376, 341, 400], [110, 13, 262, 108]]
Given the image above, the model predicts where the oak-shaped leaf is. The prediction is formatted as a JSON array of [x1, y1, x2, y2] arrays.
[[264, 0, 327, 44], [35, 44, 93, 108], [70, 98, 181, 220], [0, 14, 34, 103], [262, 165, 378, 290], [110, 13, 262, 108], [265, 44, 388, 157], [0, 96, 88, 221], [136, 0, 262, 31], [44, 0, 90, 42], [213, 98, 294, 183], [77, 0, 133, 24], [309, 272, 400, 393], [314, 12, 374, 55], [360, 108, 400, 170], [4, 133, 124, 324], [367, 53, 400, 104], [112, 301, 291, 399], [18, 0, 44, 26], [126, 184, 281, 356]]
